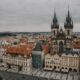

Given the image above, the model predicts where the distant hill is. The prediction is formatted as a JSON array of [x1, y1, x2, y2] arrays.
[[0, 32, 16, 37], [0, 32, 80, 37]]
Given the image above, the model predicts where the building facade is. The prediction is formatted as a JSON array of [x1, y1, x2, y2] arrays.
[[0, 44, 32, 72], [44, 10, 80, 72]]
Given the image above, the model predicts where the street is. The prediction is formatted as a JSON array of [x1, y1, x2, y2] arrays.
[[0, 68, 80, 80]]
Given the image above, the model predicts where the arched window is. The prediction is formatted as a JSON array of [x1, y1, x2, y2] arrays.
[[73, 69, 77, 72], [59, 41, 64, 53], [0, 59, 3, 63], [69, 68, 72, 72], [62, 67, 64, 69], [65, 67, 67, 69], [50, 66, 52, 68], [18, 66, 22, 71], [67, 30, 70, 35], [54, 30, 55, 36], [54, 66, 56, 69]]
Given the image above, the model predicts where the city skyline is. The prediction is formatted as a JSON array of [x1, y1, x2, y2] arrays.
[[0, 0, 80, 32]]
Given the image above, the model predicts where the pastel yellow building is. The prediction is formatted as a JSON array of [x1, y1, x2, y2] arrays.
[[44, 9, 80, 72], [44, 52, 80, 72]]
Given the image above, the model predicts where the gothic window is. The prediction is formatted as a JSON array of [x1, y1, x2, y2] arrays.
[[0, 59, 3, 63], [67, 30, 70, 35], [59, 41, 63, 53], [54, 30, 55, 36]]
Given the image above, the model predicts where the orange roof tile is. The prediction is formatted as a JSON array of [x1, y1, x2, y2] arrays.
[[42, 44, 49, 54], [5, 44, 33, 56], [73, 41, 80, 49]]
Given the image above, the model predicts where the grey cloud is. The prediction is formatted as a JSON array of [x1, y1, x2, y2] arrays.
[[0, 0, 80, 32]]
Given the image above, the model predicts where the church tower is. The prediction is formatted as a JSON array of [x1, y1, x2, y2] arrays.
[[50, 11, 59, 55], [51, 11, 59, 38], [64, 9, 73, 38], [64, 9, 73, 49]]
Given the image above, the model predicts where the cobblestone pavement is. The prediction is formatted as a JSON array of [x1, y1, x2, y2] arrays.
[[0, 67, 80, 80]]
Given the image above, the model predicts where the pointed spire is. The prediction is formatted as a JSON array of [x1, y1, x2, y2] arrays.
[[68, 8, 70, 17], [64, 7, 73, 29], [68, 5, 70, 16], [66, 7, 71, 23], [51, 9, 59, 29], [53, 10, 58, 24]]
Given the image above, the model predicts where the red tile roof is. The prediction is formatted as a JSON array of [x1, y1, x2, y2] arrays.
[[42, 44, 49, 54], [6, 44, 34, 57], [73, 40, 80, 49]]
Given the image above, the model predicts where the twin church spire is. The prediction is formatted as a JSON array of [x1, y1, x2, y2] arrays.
[[64, 9, 73, 29], [51, 9, 73, 29], [51, 10, 59, 29], [53, 11, 58, 24], [51, 9, 74, 54]]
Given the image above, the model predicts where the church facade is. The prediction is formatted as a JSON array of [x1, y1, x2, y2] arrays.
[[44, 10, 80, 72], [51, 10, 73, 55]]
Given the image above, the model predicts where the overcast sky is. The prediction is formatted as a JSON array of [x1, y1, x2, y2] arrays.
[[0, 0, 80, 32]]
